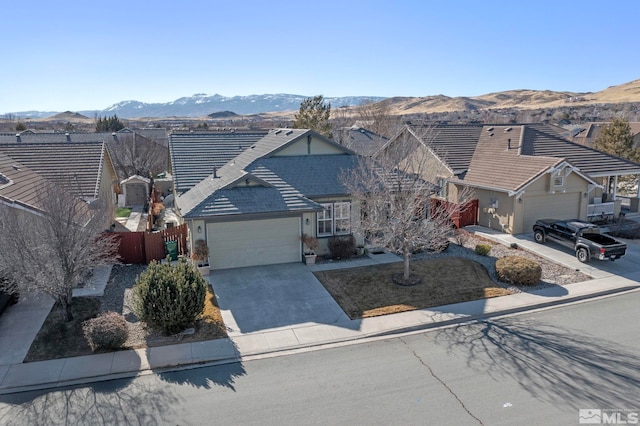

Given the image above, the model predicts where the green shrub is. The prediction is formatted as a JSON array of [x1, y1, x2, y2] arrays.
[[495, 256, 542, 286], [82, 311, 129, 351], [328, 235, 355, 259], [132, 259, 207, 335], [474, 244, 492, 256]]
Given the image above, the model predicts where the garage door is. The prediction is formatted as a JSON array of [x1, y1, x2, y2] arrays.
[[522, 192, 581, 233], [207, 217, 301, 269]]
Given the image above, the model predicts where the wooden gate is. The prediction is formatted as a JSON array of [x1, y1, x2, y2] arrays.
[[111, 223, 188, 264], [430, 198, 478, 228]]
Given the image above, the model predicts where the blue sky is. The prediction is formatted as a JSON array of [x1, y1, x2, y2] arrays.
[[2, 0, 639, 113]]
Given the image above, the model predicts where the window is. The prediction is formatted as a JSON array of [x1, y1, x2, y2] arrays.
[[437, 178, 447, 198], [334, 202, 351, 235], [317, 203, 333, 236], [317, 202, 351, 236], [553, 175, 564, 187]]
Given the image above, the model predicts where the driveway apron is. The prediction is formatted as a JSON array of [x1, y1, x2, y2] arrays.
[[209, 263, 349, 335]]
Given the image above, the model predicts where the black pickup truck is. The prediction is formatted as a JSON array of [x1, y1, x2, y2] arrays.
[[532, 219, 626, 263]]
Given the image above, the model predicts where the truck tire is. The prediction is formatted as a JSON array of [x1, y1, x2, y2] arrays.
[[534, 229, 545, 244], [576, 247, 590, 263]]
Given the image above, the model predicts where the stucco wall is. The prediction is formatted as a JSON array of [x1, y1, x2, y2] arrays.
[[275, 135, 345, 156]]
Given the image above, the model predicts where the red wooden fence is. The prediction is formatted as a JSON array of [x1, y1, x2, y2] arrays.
[[430, 198, 478, 228], [112, 223, 188, 264]]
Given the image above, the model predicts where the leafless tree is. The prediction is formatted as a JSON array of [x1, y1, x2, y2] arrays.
[[342, 126, 474, 283], [355, 99, 404, 138], [108, 133, 168, 179], [0, 182, 119, 322]]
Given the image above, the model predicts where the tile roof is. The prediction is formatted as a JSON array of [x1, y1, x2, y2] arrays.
[[403, 124, 484, 174], [176, 129, 355, 218], [336, 127, 388, 156], [402, 123, 640, 179], [519, 126, 640, 177], [0, 142, 109, 201], [0, 153, 48, 212], [461, 126, 563, 192], [169, 131, 269, 192], [0, 132, 110, 144]]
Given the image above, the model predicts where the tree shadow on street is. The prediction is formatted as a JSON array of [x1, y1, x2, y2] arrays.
[[0, 377, 178, 425], [156, 359, 246, 391], [434, 317, 640, 409]]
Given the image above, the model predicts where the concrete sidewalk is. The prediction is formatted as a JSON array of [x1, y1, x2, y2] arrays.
[[1, 234, 638, 395]]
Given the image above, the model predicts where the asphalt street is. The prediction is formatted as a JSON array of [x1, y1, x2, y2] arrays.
[[1, 291, 638, 425]]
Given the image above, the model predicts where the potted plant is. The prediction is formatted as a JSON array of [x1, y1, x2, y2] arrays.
[[300, 234, 319, 265], [192, 239, 210, 276]]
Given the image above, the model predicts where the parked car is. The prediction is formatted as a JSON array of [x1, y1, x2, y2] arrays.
[[532, 218, 627, 263]]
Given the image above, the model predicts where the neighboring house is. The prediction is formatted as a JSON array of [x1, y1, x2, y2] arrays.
[[0, 129, 169, 181], [0, 142, 118, 208], [334, 126, 388, 156], [564, 122, 640, 148], [383, 124, 640, 234], [0, 153, 49, 216], [173, 129, 362, 270]]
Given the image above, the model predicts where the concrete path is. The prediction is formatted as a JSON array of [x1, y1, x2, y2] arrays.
[[1, 229, 639, 394], [124, 206, 145, 232]]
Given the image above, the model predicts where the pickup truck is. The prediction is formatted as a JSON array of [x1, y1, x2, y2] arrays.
[[532, 219, 626, 263]]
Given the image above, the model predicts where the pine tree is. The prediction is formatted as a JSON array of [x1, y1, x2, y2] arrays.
[[593, 117, 640, 162], [292, 95, 332, 138]]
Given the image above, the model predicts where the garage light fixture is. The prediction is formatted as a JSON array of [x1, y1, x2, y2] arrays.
[[197, 226, 202, 233]]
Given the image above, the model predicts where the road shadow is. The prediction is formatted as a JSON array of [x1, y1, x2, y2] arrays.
[[434, 317, 640, 409], [156, 359, 246, 391], [0, 375, 175, 425]]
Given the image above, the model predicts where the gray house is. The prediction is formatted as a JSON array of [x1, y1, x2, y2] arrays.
[[173, 129, 362, 270]]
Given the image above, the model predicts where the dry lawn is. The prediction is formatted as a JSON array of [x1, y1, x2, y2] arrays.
[[24, 287, 226, 363], [314, 257, 512, 319]]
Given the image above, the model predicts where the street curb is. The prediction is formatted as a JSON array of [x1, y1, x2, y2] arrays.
[[1, 284, 638, 396]]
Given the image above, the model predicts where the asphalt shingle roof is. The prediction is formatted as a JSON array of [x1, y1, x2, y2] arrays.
[[175, 129, 355, 218], [337, 127, 388, 156]]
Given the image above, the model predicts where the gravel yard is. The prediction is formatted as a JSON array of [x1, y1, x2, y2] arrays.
[[415, 230, 591, 292]]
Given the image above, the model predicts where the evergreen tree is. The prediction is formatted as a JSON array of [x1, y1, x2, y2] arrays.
[[95, 114, 125, 132], [593, 117, 640, 162], [292, 95, 332, 138]]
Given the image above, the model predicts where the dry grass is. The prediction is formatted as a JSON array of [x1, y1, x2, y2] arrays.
[[24, 287, 226, 363], [314, 257, 512, 319]]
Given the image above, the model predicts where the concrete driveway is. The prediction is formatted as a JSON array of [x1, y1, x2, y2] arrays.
[[209, 263, 350, 335], [474, 227, 640, 282]]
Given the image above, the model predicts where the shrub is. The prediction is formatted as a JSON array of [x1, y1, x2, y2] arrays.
[[132, 258, 207, 335], [82, 311, 129, 351], [495, 256, 542, 286], [328, 235, 355, 259], [474, 244, 492, 256]]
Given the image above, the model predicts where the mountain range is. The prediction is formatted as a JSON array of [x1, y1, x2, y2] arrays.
[[10, 78, 640, 119], [13, 94, 386, 119]]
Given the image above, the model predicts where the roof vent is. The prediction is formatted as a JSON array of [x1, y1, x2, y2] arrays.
[[486, 127, 494, 132], [285, 130, 293, 136], [489, 133, 494, 137], [504, 127, 512, 132], [360, 129, 366, 133], [274, 129, 282, 135], [212, 166, 218, 179], [12, 165, 20, 171]]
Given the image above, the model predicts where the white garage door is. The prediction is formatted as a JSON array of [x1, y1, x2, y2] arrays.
[[207, 217, 301, 269], [522, 192, 581, 233]]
